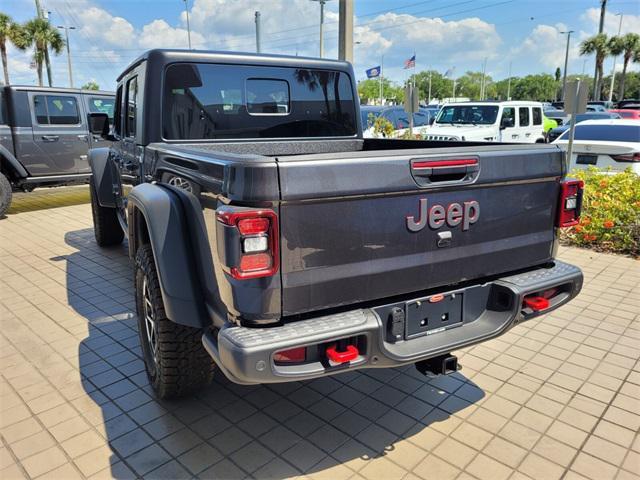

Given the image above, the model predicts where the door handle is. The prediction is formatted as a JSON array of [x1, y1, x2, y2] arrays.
[[77, 134, 89, 142], [41, 135, 59, 142]]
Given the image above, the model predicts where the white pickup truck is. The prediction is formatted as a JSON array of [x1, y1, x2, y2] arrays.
[[423, 101, 546, 144]]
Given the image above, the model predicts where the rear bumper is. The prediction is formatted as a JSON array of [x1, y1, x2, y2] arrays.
[[202, 260, 583, 385]]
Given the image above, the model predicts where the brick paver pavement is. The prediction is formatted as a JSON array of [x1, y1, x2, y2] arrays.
[[0, 191, 638, 480]]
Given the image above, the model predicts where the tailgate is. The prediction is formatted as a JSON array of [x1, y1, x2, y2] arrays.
[[277, 145, 564, 316]]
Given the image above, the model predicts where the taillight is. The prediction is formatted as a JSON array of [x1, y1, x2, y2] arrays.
[[217, 209, 279, 280], [610, 152, 640, 163], [556, 179, 584, 228]]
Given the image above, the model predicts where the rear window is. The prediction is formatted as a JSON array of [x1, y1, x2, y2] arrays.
[[33, 95, 80, 125], [163, 63, 357, 140], [532, 107, 542, 125], [557, 124, 640, 142]]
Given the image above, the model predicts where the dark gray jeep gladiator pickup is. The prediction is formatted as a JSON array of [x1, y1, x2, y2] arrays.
[[88, 49, 584, 399]]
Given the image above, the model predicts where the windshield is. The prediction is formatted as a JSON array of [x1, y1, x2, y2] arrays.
[[436, 105, 499, 125], [557, 124, 640, 142], [163, 63, 357, 140]]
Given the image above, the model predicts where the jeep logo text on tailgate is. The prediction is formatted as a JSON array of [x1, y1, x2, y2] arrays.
[[407, 199, 480, 232]]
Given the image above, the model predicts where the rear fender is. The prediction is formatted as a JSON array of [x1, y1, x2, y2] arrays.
[[127, 182, 207, 328], [88, 148, 117, 208]]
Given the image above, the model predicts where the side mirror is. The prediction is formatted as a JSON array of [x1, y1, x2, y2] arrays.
[[500, 117, 514, 129], [87, 113, 110, 137]]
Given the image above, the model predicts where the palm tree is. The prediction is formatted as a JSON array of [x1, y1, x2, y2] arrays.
[[23, 18, 64, 87], [0, 13, 27, 85], [609, 33, 640, 100], [580, 33, 610, 101]]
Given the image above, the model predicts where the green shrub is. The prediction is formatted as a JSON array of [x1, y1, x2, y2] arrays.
[[562, 167, 640, 256]]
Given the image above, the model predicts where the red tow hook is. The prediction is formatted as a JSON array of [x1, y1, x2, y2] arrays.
[[326, 344, 359, 363], [523, 296, 550, 312]]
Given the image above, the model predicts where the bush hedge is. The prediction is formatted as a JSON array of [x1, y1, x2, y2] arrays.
[[562, 167, 640, 256]]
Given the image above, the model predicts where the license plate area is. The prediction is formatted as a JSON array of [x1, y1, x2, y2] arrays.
[[576, 154, 597, 165], [406, 293, 463, 338]]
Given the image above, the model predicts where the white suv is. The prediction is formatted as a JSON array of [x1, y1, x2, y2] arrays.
[[423, 101, 545, 143]]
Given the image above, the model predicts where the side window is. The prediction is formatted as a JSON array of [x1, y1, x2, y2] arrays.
[[88, 96, 115, 122], [114, 85, 123, 136], [532, 107, 542, 125], [518, 107, 530, 127], [125, 77, 138, 137], [501, 107, 515, 126], [33, 95, 80, 125], [33, 95, 49, 124], [0, 91, 6, 125]]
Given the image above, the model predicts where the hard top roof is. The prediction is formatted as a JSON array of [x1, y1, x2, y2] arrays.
[[3, 85, 114, 96], [117, 49, 353, 81]]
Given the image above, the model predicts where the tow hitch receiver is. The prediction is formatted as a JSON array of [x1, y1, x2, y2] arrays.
[[523, 295, 550, 312], [326, 344, 359, 364], [415, 353, 459, 376]]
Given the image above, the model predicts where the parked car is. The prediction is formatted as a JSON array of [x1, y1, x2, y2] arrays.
[[87, 49, 583, 398], [588, 101, 613, 110], [423, 101, 546, 143], [553, 119, 640, 174], [361, 105, 432, 138], [545, 109, 570, 126], [608, 108, 640, 120], [586, 104, 607, 112], [616, 99, 640, 109], [0, 86, 115, 216], [546, 112, 622, 143]]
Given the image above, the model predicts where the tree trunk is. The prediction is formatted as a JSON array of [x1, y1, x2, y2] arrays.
[[619, 58, 629, 101], [594, 58, 604, 101], [44, 46, 52, 87], [36, 59, 43, 86], [1, 43, 9, 86]]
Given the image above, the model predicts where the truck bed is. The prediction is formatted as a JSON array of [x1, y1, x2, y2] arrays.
[[148, 139, 564, 321]]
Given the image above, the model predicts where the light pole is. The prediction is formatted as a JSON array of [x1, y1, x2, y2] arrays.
[[506, 61, 512, 100], [311, 0, 328, 58], [608, 13, 623, 102], [255, 11, 261, 53], [560, 30, 574, 101], [57, 25, 75, 88], [183, 0, 192, 49]]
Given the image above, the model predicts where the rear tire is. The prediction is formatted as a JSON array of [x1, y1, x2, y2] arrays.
[[135, 244, 214, 399], [0, 172, 12, 218], [90, 180, 123, 246]]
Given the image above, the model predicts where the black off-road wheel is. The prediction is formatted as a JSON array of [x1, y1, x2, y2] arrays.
[[0, 172, 12, 218], [90, 180, 124, 246], [135, 244, 214, 399]]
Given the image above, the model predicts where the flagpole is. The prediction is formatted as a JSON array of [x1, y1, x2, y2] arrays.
[[379, 55, 384, 106]]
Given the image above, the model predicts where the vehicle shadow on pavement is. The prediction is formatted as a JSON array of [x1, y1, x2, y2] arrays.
[[65, 228, 485, 479]]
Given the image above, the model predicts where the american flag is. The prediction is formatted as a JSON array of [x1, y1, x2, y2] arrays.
[[404, 54, 416, 69]]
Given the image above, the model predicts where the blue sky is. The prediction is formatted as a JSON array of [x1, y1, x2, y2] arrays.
[[3, 0, 640, 90]]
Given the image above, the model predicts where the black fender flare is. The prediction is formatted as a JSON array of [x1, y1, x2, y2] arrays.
[[127, 182, 207, 328], [88, 147, 116, 208], [0, 145, 28, 179]]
